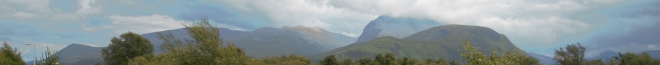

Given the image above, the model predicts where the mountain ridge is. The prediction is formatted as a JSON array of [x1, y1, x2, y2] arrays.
[[316, 24, 523, 61], [229, 26, 356, 58]]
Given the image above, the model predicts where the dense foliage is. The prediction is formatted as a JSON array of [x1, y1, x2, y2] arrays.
[[554, 43, 660, 65], [102, 32, 154, 65], [459, 40, 541, 65], [0, 41, 25, 65], [554, 43, 586, 65]]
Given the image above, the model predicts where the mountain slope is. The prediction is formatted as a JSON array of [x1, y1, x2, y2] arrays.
[[229, 26, 356, 58], [27, 44, 104, 65], [528, 52, 553, 65], [318, 25, 521, 61], [354, 16, 440, 43], [588, 50, 618, 60]]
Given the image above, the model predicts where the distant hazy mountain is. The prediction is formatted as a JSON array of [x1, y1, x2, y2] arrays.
[[318, 25, 521, 61], [354, 16, 441, 43], [589, 50, 660, 60], [27, 44, 104, 65], [528, 52, 554, 65], [588, 50, 619, 60], [140, 27, 249, 54], [229, 26, 356, 58]]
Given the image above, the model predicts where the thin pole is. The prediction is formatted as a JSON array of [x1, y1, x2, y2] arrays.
[[33, 45, 35, 65]]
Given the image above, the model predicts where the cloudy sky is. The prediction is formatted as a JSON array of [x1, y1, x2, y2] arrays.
[[1, 0, 659, 61]]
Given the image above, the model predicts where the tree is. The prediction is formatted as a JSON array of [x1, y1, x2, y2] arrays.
[[157, 19, 247, 65], [383, 52, 397, 65], [38, 47, 59, 65], [375, 53, 385, 64], [448, 60, 459, 65], [460, 39, 539, 65], [460, 40, 488, 65], [126, 52, 175, 65], [553, 43, 586, 65], [341, 58, 353, 65], [262, 54, 310, 65], [319, 54, 339, 65], [102, 32, 154, 65], [608, 52, 660, 65], [398, 57, 417, 65], [436, 58, 448, 65], [0, 41, 25, 65], [585, 59, 604, 65], [357, 58, 379, 65]]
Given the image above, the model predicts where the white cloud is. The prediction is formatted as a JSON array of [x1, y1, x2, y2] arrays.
[[54, 0, 101, 20], [207, 0, 378, 37], [339, 32, 359, 37], [81, 43, 102, 47], [100, 14, 187, 34]]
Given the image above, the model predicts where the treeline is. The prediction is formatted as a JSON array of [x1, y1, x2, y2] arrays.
[[554, 43, 660, 65]]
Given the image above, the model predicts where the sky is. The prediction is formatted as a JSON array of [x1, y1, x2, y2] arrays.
[[1, 0, 659, 61]]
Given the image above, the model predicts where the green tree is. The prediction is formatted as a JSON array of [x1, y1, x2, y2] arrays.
[[585, 59, 604, 65], [398, 57, 417, 65], [127, 52, 175, 65], [319, 54, 339, 65], [436, 58, 448, 65], [262, 54, 310, 65], [341, 58, 353, 65], [102, 32, 154, 65], [157, 19, 247, 65], [448, 60, 459, 65], [460, 39, 540, 65], [553, 43, 586, 65], [0, 41, 25, 65], [609, 52, 660, 65], [357, 58, 379, 65], [383, 52, 397, 65], [37, 47, 59, 65], [375, 53, 385, 64], [420, 58, 436, 65], [460, 40, 488, 65]]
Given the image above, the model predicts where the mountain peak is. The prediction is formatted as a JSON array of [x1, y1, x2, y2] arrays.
[[283, 26, 325, 32], [354, 15, 440, 43], [65, 43, 94, 48], [282, 26, 330, 40]]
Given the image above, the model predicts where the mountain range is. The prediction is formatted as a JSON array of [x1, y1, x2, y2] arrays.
[[228, 26, 356, 58], [315, 25, 523, 61], [33, 16, 537, 65]]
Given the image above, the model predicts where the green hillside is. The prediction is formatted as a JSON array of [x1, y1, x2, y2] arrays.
[[316, 25, 523, 61]]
